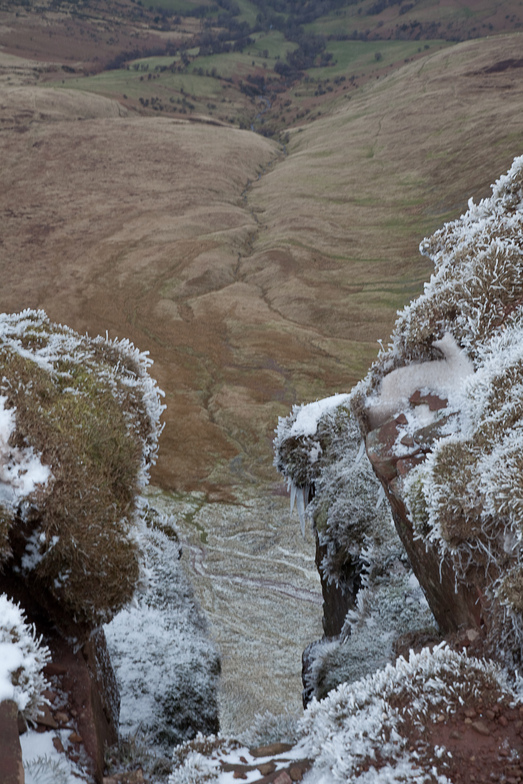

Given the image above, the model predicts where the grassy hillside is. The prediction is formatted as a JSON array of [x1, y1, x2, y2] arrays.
[[1, 1, 523, 499]]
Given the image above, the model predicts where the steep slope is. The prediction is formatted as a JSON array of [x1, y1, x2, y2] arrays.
[[1, 35, 523, 500]]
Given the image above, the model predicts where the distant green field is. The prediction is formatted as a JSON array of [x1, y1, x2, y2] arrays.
[[58, 67, 224, 103], [234, 0, 259, 26], [147, 0, 215, 13], [309, 39, 451, 80], [248, 31, 297, 60]]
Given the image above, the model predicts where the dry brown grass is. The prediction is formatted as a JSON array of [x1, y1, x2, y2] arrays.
[[1, 34, 523, 498]]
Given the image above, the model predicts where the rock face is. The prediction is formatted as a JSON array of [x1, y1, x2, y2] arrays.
[[0, 701, 24, 784], [0, 312, 168, 781], [43, 630, 120, 783], [274, 399, 435, 704], [365, 400, 483, 637], [353, 156, 523, 668]]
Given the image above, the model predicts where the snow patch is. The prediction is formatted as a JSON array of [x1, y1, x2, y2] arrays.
[[0, 395, 51, 509], [366, 333, 473, 430], [290, 394, 351, 438]]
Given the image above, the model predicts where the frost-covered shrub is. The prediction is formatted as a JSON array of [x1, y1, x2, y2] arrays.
[[0, 593, 50, 721], [105, 501, 220, 753], [237, 709, 300, 748], [371, 156, 523, 371], [299, 645, 520, 783], [0, 309, 165, 632], [307, 563, 436, 701], [170, 736, 242, 784]]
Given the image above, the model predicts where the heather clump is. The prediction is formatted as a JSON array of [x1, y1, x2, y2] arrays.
[[0, 309, 165, 635]]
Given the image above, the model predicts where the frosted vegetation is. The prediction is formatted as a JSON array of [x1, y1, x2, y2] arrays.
[[299, 645, 522, 784], [0, 593, 50, 721], [105, 500, 220, 754], [0, 309, 165, 631]]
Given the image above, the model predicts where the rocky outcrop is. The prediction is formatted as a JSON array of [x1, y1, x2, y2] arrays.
[[275, 155, 523, 710], [274, 399, 435, 704]]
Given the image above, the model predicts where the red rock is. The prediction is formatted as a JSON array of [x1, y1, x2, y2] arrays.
[[499, 715, 509, 727], [257, 762, 276, 775], [367, 416, 487, 633], [0, 700, 24, 784], [250, 743, 294, 757], [471, 720, 491, 736], [53, 736, 65, 754], [289, 761, 312, 781], [69, 732, 83, 744], [44, 662, 68, 676], [36, 702, 58, 729], [409, 390, 448, 411], [395, 454, 426, 476], [274, 774, 293, 784]]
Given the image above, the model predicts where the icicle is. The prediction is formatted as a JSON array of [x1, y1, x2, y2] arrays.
[[296, 485, 309, 537], [289, 480, 297, 516], [375, 485, 386, 510], [355, 439, 366, 465]]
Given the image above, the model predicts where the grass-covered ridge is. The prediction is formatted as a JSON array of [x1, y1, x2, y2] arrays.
[[0, 310, 165, 633]]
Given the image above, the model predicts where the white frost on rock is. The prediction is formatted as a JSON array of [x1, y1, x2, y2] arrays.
[[105, 501, 220, 750], [274, 394, 353, 537]]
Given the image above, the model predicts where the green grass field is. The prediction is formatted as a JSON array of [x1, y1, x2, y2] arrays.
[[309, 39, 451, 80]]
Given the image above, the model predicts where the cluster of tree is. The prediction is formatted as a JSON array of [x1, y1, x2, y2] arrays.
[[366, 0, 410, 15], [252, 0, 358, 29], [104, 41, 177, 71]]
